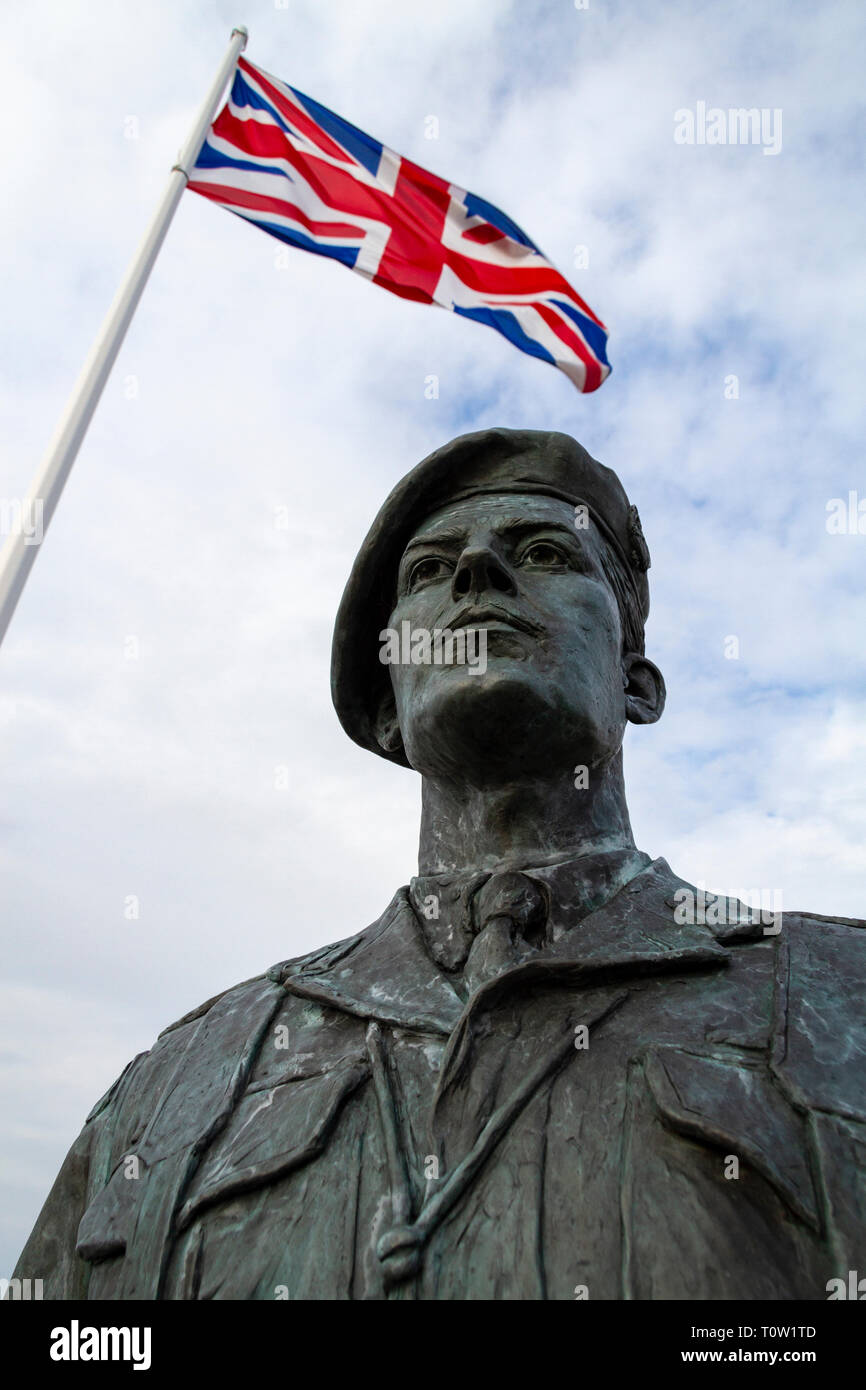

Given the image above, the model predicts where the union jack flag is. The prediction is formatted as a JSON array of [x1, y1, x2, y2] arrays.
[[188, 57, 611, 393]]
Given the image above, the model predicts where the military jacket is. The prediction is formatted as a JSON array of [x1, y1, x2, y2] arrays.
[[14, 858, 866, 1300]]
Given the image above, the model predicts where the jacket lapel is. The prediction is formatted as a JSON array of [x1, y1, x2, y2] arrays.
[[282, 889, 465, 1035], [536, 855, 729, 979], [283, 859, 730, 1040]]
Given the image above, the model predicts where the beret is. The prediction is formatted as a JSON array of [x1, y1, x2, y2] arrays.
[[331, 427, 650, 767]]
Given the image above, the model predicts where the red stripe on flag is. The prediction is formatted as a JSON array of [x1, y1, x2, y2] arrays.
[[238, 58, 352, 165], [532, 302, 602, 391], [462, 224, 506, 245], [211, 107, 296, 160], [213, 109, 397, 230], [441, 250, 588, 300], [372, 156, 451, 301], [187, 180, 364, 239]]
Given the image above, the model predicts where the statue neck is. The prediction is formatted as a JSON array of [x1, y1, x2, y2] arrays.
[[417, 749, 637, 877]]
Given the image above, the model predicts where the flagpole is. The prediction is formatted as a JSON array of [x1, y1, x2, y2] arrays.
[[0, 25, 248, 650]]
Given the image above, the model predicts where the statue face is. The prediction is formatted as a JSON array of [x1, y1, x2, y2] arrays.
[[381, 492, 661, 784]]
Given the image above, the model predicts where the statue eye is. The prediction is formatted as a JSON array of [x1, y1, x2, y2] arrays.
[[407, 556, 452, 591], [520, 541, 568, 568]]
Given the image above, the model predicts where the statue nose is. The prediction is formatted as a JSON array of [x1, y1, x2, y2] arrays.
[[451, 546, 517, 601]]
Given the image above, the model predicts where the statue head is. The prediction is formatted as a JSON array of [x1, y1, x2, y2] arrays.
[[331, 428, 665, 791]]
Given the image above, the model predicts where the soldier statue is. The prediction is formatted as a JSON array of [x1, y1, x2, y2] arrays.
[[14, 428, 866, 1299]]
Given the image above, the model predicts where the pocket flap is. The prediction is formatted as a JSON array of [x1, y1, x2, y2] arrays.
[[645, 1045, 820, 1228], [176, 1059, 370, 1229]]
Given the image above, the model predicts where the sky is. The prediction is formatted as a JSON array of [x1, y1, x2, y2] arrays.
[[1, 0, 864, 1278]]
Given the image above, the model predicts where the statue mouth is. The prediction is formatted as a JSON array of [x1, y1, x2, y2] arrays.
[[448, 605, 545, 637]]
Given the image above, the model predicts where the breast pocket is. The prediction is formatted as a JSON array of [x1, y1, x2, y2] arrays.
[[175, 1059, 371, 1231], [644, 1045, 819, 1227]]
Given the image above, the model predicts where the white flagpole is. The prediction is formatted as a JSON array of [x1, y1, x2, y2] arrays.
[[0, 25, 248, 649]]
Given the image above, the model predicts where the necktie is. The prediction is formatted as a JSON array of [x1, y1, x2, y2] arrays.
[[463, 871, 546, 993]]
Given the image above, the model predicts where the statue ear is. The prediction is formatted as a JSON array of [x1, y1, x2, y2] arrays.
[[623, 653, 666, 725], [373, 689, 405, 755]]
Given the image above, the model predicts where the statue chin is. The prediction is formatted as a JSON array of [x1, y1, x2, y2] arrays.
[[400, 665, 606, 785]]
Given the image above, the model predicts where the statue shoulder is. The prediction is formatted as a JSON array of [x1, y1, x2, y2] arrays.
[[82, 968, 282, 1131], [780, 907, 866, 978], [267, 924, 377, 987], [772, 909, 866, 1121], [151, 936, 361, 1047], [785, 907, 866, 931], [778, 908, 866, 995], [85, 930, 375, 1128], [155, 968, 277, 1041]]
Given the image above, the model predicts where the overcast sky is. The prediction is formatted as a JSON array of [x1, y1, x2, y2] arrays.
[[1, 0, 864, 1278]]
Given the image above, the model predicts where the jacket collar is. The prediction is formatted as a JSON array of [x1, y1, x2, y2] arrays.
[[408, 847, 652, 971], [280, 891, 465, 1034], [280, 857, 730, 1036]]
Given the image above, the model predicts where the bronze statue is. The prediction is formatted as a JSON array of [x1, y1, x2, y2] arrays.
[[14, 428, 866, 1299]]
